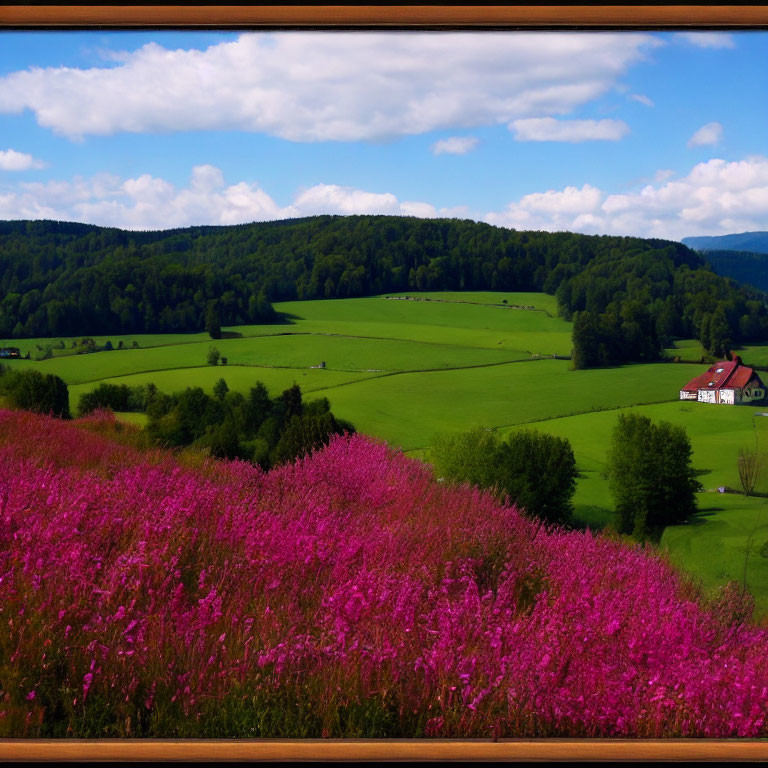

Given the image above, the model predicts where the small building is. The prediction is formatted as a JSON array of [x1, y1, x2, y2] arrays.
[[679, 357, 766, 405], [0, 347, 21, 359]]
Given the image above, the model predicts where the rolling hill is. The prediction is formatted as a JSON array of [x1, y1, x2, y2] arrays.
[[683, 231, 768, 254]]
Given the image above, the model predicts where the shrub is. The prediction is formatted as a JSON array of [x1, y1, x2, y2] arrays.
[[0, 369, 70, 418], [430, 426, 577, 526]]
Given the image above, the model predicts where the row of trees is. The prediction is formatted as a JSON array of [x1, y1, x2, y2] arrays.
[[431, 414, 700, 540], [77, 379, 354, 469], [2, 217, 767, 367], [0, 363, 353, 471], [0, 365, 70, 418]]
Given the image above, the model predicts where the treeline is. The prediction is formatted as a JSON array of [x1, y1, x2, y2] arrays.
[[2, 217, 767, 366], [77, 379, 353, 469], [0, 220, 277, 338], [562, 248, 768, 367]]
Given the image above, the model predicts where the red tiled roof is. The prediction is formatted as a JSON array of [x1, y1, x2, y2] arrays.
[[681, 360, 763, 392]]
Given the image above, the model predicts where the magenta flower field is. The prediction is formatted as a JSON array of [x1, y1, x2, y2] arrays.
[[0, 408, 766, 738]]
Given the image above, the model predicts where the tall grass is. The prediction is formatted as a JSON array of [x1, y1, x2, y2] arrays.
[[1, 408, 767, 738]]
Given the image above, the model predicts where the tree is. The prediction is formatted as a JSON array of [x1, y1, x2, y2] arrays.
[[205, 302, 222, 340], [0, 369, 70, 419], [213, 377, 229, 401], [243, 382, 272, 437], [737, 447, 762, 497], [429, 426, 577, 526], [270, 409, 345, 466], [429, 427, 501, 492], [207, 346, 220, 366], [708, 306, 732, 359], [203, 417, 241, 460], [497, 429, 577, 526], [606, 413, 699, 539], [280, 383, 303, 420]]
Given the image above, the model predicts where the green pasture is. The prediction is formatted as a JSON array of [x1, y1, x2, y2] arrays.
[[497, 400, 768, 615], [7, 333, 531, 386], [665, 338, 768, 369], [662, 494, 768, 617], [664, 339, 707, 362], [0, 331, 217, 358], [273, 296, 573, 355], [6, 291, 768, 615], [325, 360, 688, 451]]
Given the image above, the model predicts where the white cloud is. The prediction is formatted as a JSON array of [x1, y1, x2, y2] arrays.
[[629, 93, 654, 108], [431, 136, 479, 156], [676, 32, 735, 49], [0, 166, 465, 229], [654, 169, 675, 183], [510, 117, 629, 142], [0, 32, 659, 142], [484, 156, 768, 240], [485, 184, 604, 231], [688, 121, 723, 147], [4, 155, 767, 242], [0, 149, 45, 171]]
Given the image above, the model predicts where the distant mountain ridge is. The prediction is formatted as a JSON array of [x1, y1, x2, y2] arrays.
[[682, 232, 768, 254]]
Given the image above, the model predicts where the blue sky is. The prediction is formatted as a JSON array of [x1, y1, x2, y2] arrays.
[[0, 29, 766, 239]]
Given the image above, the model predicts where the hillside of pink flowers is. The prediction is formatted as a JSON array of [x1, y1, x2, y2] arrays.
[[1, 408, 766, 738]]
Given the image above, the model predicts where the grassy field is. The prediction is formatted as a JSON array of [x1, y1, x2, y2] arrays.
[[498, 400, 768, 613], [10, 334, 531, 387], [4, 290, 768, 614], [327, 360, 690, 451], [665, 338, 768, 368]]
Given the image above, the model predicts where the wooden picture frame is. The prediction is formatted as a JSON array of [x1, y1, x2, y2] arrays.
[[1, 5, 767, 762]]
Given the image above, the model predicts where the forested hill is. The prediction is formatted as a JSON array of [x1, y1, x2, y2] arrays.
[[683, 231, 768, 254], [701, 250, 768, 293], [1, 216, 767, 367]]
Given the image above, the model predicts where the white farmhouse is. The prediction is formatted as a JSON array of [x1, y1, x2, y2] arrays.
[[679, 357, 766, 405]]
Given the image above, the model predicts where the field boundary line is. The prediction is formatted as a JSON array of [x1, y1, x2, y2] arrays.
[[63, 352, 564, 387], [30, 327, 566, 357], [281, 356, 575, 397]]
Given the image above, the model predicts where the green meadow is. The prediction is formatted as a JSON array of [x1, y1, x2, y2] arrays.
[[665, 338, 768, 368], [5, 290, 768, 614], [498, 400, 768, 613]]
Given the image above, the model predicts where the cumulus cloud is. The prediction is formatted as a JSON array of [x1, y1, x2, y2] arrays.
[[0, 165, 466, 229], [688, 121, 723, 147], [0, 149, 45, 171], [431, 136, 479, 156], [4, 155, 766, 241], [484, 155, 768, 240], [510, 117, 630, 142], [0, 32, 658, 142], [676, 32, 735, 49], [654, 169, 675, 183], [629, 93, 654, 107]]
